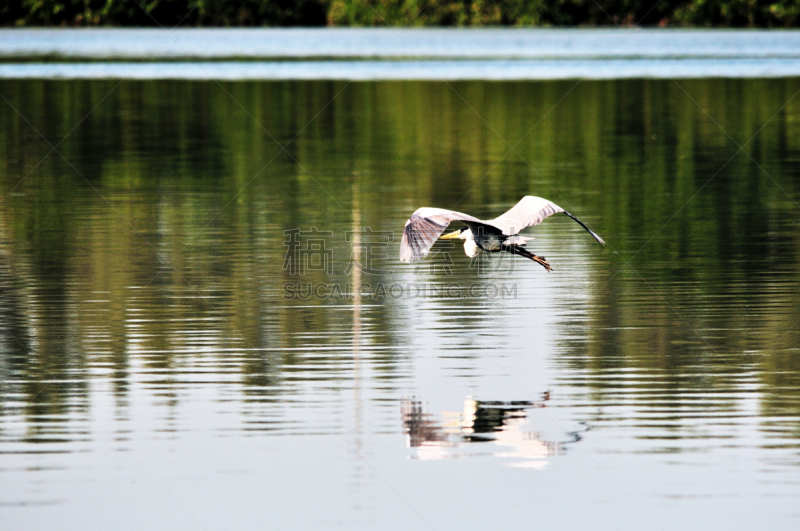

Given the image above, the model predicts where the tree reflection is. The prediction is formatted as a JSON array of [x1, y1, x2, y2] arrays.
[[0, 78, 799, 445]]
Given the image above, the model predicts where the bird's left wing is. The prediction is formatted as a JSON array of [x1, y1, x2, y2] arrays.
[[399, 207, 483, 262]]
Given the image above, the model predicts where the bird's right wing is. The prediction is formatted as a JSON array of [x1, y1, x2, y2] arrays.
[[488, 196, 605, 245], [487, 196, 565, 235], [399, 207, 483, 262]]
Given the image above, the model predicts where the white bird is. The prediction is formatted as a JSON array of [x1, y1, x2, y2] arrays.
[[399, 196, 604, 272]]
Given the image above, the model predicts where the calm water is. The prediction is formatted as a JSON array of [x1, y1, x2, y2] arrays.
[[1, 77, 800, 529], [4, 28, 800, 59], [7, 59, 800, 80], [3, 29, 800, 80]]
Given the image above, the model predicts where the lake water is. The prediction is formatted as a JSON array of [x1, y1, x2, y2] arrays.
[[3, 28, 800, 79], [2, 31, 800, 530]]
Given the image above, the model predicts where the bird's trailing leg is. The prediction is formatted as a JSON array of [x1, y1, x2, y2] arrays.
[[531, 254, 552, 272], [503, 245, 553, 272]]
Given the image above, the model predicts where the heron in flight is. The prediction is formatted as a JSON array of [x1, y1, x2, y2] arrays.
[[399, 196, 604, 272]]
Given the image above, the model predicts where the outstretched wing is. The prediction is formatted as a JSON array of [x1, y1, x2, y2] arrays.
[[487, 196, 605, 245], [399, 207, 483, 262], [487, 196, 564, 235]]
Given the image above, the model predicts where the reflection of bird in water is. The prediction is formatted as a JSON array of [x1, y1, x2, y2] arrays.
[[400, 196, 604, 272], [401, 394, 582, 467], [401, 400, 450, 448], [460, 400, 539, 439]]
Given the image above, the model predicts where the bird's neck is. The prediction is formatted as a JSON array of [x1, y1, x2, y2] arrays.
[[464, 238, 481, 258]]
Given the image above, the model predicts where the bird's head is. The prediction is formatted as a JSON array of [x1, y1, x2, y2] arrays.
[[440, 226, 470, 240]]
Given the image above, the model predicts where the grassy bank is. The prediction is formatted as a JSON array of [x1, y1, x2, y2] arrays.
[[2, 0, 799, 28]]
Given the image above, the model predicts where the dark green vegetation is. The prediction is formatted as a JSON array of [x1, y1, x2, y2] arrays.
[[1, 78, 800, 440], [2, 0, 799, 27]]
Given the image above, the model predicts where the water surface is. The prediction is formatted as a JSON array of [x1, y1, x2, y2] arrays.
[[3, 29, 800, 80], [4, 28, 800, 60], [1, 77, 800, 529]]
